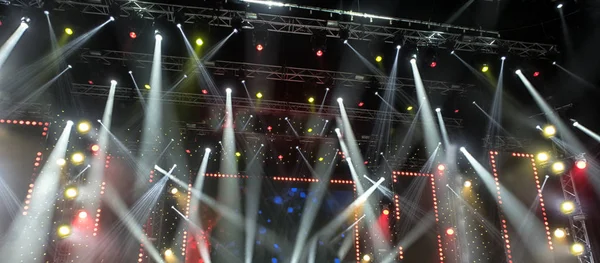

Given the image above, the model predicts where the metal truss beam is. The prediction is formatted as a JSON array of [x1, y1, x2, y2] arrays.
[[78, 49, 472, 94], [561, 171, 595, 263], [70, 83, 463, 128], [0, 101, 52, 120], [483, 135, 531, 151], [12, 0, 557, 57]]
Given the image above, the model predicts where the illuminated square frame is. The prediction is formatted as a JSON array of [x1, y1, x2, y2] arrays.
[[488, 151, 553, 263]]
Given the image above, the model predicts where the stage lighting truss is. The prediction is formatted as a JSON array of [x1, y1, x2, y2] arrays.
[[70, 83, 464, 128], [11, 0, 557, 57], [252, 28, 268, 51], [78, 49, 472, 94]]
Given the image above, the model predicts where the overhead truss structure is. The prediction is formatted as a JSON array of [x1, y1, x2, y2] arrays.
[[13, 0, 557, 57], [70, 83, 463, 128], [561, 171, 595, 263], [78, 49, 472, 94]]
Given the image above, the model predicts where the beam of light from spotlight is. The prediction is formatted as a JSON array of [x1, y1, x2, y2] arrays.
[[285, 118, 300, 138], [460, 148, 552, 262], [137, 31, 164, 186], [187, 148, 213, 263], [128, 71, 147, 109], [410, 57, 441, 151], [241, 81, 256, 108], [554, 63, 596, 88], [515, 71, 586, 155], [381, 212, 436, 263], [2, 66, 71, 117], [0, 121, 73, 261], [0, 22, 29, 70], [435, 109, 450, 147], [3, 18, 113, 91], [215, 87, 243, 263], [486, 57, 505, 140], [318, 88, 330, 113], [573, 121, 600, 144], [243, 145, 265, 263], [162, 74, 188, 98]]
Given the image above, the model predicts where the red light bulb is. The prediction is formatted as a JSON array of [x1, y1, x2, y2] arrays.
[[316, 50, 323, 57], [129, 31, 137, 39], [256, 44, 264, 51], [430, 61, 437, 68]]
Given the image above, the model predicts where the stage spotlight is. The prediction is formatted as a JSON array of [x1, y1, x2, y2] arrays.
[[170, 188, 178, 195], [450, 50, 455, 55], [552, 161, 565, 173], [481, 64, 489, 72], [235, 152, 241, 157], [553, 61, 557, 65], [205, 148, 211, 153], [226, 88, 232, 94], [446, 228, 455, 236], [560, 201, 575, 215], [56, 158, 67, 166], [154, 30, 162, 41], [460, 147, 466, 152], [109, 16, 115, 21], [64, 187, 78, 199], [396, 45, 401, 50], [129, 31, 137, 39], [68, 65, 72, 69], [464, 180, 472, 188], [375, 55, 383, 62], [91, 144, 100, 152], [358, 102, 364, 107], [337, 98, 343, 103], [571, 243, 584, 256], [573, 121, 579, 127], [195, 38, 204, 46], [21, 17, 31, 26], [543, 125, 556, 137], [110, 80, 117, 85], [176, 23, 181, 28], [316, 49, 324, 57], [437, 164, 446, 171], [256, 92, 263, 99], [407, 106, 413, 111], [575, 159, 587, 170], [57, 225, 71, 238], [78, 210, 88, 219], [363, 254, 371, 262], [515, 69, 521, 74], [164, 248, 174, 257], [382, 209, 389, 215], [44, 10, 49, 15], [65, 28, 73, 35], [554, 228, 566, 239], [533, 71, 540, 77], [71, 152, 85, 164], [536, 152, 549, 162], [308, 97, 315, 103], [256, 44, 264, 51], [307, 128, 313, 133], [430, 61, 437, 68], [435, 108, 441, 112], [501, 56, 506, 60], [410, 58, 416, 63], [557, 3, 564, 9], [77, 121, 91, 133]]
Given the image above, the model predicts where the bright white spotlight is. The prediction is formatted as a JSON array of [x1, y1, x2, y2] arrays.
[[183, 74, 188, 78], [435, 108, 441, 112], [233, 28, 239, 33], [374, 91, 378, 95], [44, 10, 49, 15], [573, 122, 579, 127], [337, 98, 343, 103], [109, 16, 115, 21], [110, 80, 117, 85], [205, 148, 211, 153], [410, 58, 416, 63], [515, 69, 521, 74], [450, 50, 455, 55], [343, 40, 348, 44], [225, 88, 232, 93], [67, 120, 74, 125], [396, 45, 401, 50], [241, 80, 245, 84], [128, 70, 132, 74], [552, 61, 557, 65], [326, 88, 330, 91], [557, 3, 563, 9], [334, 128, 340, 133], [501, 56, 506, 60], [176, 23, 182, 28], [284, 117, 288, 120], [68, 65, 72, 69], [459, 147, 466, 152], [155, 33, 163, 41], [295, 146, 299, 149]]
